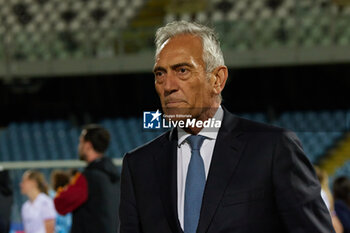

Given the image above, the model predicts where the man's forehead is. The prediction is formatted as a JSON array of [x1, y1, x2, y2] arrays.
[[158, 34, 202, 53], [154, 34, 204, 67]]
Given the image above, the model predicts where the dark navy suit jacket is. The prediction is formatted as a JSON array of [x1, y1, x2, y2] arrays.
[[119, 107, 335, 233]]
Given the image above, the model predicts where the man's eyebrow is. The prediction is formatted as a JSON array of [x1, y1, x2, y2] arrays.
[[153, 63, 194, 73], [171, 63, 194, 70], [153, 66, 167, 73]]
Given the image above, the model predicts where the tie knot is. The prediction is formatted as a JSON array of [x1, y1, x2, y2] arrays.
[[186, 135, 206, 151]]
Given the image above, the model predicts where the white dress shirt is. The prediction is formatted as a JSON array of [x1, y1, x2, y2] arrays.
[[21, 193, 57, 233], [177, 106, 224, 230]]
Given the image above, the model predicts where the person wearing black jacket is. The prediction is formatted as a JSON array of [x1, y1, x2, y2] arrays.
[[54, 125, 119, 233], [0, 169, 13, 233]]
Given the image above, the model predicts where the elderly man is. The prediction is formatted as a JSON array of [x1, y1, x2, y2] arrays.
[[119, 21, 335, 233]]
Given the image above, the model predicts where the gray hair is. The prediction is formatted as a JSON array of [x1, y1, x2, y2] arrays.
[[155, 21, 225, 73]]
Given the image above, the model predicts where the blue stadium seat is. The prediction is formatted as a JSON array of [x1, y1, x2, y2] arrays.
[[32, 122, 47, 160], [42, 121, 60, 160], [274, 110, 347, 163], [331, 161, 350, 186], [1, 111, 345, 164], [0, 129, 10, 161], [100, 118, 123, 158], [8, 123, 23, 161], [69, 127, 80, 158], [19, 123, 35, 161]]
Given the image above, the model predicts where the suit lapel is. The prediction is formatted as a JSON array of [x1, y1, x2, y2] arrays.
[[154, 128, 184, 233], [197, 109, 246, 233]]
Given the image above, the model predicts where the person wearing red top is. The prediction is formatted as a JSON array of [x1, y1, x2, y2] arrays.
[[54, 125, 119, 233], [54, 172, 88, 215]]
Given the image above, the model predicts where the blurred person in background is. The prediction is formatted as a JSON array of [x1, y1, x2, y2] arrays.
[[54, 124, 119, 233], [20, 170, 56, 233], [50, 170, 72, 233], [333, 176, 350, 233], [315, 167, 344, 233], [0, 169, 13, 233]]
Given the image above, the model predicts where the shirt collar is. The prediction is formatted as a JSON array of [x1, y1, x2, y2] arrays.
[[177, 106, 224, 147]]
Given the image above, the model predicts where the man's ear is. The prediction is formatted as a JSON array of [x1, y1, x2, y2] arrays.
[[211, 66, 228, 95]]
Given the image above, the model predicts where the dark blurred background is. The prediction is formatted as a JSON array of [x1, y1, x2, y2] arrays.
[[1, 64, 350, 126]]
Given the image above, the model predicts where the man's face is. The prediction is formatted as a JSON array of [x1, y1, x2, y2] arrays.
[[154, 34, 216, 119]]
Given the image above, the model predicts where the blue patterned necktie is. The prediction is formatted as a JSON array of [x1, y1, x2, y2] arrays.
[[184, 135, 206, 233]]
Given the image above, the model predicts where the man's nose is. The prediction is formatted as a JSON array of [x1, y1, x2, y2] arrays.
[[163, 73, 179, 96]]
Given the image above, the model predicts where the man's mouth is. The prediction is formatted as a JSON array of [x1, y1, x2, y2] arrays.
[[165, 100, 185, 106]]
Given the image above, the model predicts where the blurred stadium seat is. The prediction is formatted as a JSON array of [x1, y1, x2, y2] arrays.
[[0, 0, 350, 63], [273, 110, 347, 163], [334, 160, 350, 178], [0, 0, 146, 61], [164, 0, 350, 50], [1, 110, 347, 164]]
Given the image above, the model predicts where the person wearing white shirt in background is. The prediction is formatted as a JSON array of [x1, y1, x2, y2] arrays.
[[20, 170, 56, 233]]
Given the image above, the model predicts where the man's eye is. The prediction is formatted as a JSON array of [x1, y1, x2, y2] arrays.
[[155, 71, 165, 83], [178, 68, 188, 74], [155, 71, 163, 76]]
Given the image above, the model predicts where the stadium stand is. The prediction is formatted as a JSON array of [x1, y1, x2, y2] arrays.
[[320, 132, 350, 175], [0, 0, 146, 60], [0, 113, 266, 163], [1, 110, 348, 164], [165, 0, 350, 49], [1, 0, 350, 62], [334, 160, 350, 179], [273, 110, 347, 164]]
